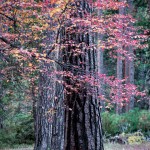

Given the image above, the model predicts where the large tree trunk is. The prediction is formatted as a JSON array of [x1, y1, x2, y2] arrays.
[[64, 93, 104, 150], [34, 29, 64, 150], [34, 62, 64, 150], [34, 62, 65, 150], [34, 1, 104, 150], [62, 1, 104, 149], [63, 2, 104, 150], [63, 30, 104, 150]]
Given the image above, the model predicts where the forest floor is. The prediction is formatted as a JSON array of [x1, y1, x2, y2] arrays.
[[105, 142, 150, 150], [0, 145, 33, 150], [1, 142, 150, 150]]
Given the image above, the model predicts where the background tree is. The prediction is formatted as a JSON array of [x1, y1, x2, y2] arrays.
[[125, 0, 135, 112]]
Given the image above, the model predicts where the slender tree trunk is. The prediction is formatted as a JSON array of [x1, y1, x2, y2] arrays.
[[116, 0, 125, 114], [146, 70, 150, 111], [0, 54, 4, 129], [31, 79, 37, 141], [124, 56, 129, 112], [128, 0, 135, 110], [125, 0, 135, 111], [116, 53, 123, 114], [97, 8, 105, 112], [128, 49, 135, 110]]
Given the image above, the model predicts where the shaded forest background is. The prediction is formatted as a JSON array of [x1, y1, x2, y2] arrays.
[[0, 0, 150, 148]]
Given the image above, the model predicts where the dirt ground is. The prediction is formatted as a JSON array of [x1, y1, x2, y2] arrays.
[[1, 142, 150, 150], [105, 142, 150, 150]]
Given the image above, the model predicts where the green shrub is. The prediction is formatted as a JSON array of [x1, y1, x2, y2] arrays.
[[0, 113, 34, 148], [138, 110, 150, 133], [122, 108, 141, 133], [102, 112, 122, 135], [0, 129, 17, 147], [102, 108, 150, 136], [15, 113, 34, 144]]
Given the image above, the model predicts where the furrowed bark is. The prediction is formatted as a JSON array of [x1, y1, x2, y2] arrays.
[[63, 1, 104, 149], [34, 1, 104, 150], [34, 29, 64, 150]]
